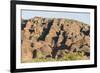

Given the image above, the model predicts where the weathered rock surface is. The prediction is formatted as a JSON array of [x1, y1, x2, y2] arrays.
[[21, 16, 90, 62]]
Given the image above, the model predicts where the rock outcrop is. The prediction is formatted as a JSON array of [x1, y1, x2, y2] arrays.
[[21, 16, 90, 62]]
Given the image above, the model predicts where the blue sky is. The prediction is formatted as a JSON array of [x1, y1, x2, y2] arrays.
[[22, 10, 90, 24]]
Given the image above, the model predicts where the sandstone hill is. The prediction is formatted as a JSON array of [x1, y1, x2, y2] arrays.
[[21, 16, 90, 63]]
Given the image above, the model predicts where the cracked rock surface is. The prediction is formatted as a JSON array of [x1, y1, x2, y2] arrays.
[[21, 16, 90, 63]]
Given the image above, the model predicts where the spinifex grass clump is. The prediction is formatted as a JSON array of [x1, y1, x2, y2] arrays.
[[31, 51, 87, 63]]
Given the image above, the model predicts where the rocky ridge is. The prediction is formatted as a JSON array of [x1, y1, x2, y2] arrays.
[[21, 16, 90, 63]]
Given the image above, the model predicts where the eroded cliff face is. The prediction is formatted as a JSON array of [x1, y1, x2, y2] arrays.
[[21, 16, 90, 63]]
